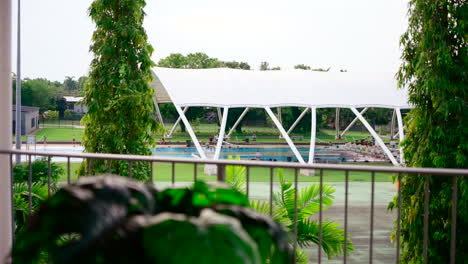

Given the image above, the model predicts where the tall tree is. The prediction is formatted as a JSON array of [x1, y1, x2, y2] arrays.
[[82, 0, 160, 180], [390, 0, 468, 263], [63, 76, 78, 91], [259, 61, 270, 71]]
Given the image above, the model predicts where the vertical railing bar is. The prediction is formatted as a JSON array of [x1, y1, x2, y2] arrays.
[[87, 158, 91, 175], [246, 166, 250, 198], [10, 154, 15, 244], [28, 154, 32, 216], [423, 175, 429, 264], [343, 170, 349, 264], [193, 163, 197, 182], [369, 171, 375, 264], [293, 168, 299, 263], [396, 172, 402, 264], [450, 175, 458, 264], [171, 162, 175, 186], [108, 159, 112, 174], [47, 156, 51, 198], [318, 169, 323, 264], [150, 161, 154, 185], [67, 157, 71, 184], [269, 167, 273, 216], [128, 161, 133, 178], [217, 164, 226, 182]]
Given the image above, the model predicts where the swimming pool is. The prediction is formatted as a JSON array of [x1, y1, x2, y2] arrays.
[[153, 146, 347, 163], [28, 145, 348, 163]]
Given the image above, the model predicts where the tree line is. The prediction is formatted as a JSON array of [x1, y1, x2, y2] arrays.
[[12, 74, 88, 118]]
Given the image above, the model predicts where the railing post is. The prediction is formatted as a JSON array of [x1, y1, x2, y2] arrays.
[[0, 0, 13, 260], [217, 164, 226, 182]]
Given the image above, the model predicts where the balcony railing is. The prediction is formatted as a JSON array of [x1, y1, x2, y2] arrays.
[[2, 148, 467, 263]]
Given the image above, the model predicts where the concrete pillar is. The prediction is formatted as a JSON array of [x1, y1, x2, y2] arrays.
[[0, 0, 13, 259]]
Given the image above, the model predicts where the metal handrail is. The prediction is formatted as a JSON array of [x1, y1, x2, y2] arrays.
[[1, 149, 467, 176]]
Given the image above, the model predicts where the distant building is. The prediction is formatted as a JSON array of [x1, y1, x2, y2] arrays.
[[12, 105, 39, 135], [64, 96, 87, 113]]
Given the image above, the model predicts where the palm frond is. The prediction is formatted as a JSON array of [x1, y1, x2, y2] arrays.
[[274, 176, 336, 221], [295, 184, 336, 219], [14, 182, 48, 202], [226, 156, 246, 194], [250, 200, 291, 228], [295, 248, 309, 264], [296, 218, 353, 259]]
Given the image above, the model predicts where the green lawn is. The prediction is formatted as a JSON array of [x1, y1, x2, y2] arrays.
[[57, 162, 394, 183], [34, 128, 84, 142]]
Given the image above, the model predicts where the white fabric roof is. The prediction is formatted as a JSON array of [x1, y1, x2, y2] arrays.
[[152, 67, 411, 109]]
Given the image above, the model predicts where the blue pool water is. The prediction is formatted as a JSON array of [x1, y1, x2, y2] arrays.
[[153, 146, 347, 163]]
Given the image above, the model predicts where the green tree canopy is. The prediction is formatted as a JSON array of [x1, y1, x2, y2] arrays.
[[391, 0, 468, 262], [13, 78, 62, 112], [81, 0, 160, 180], [157, 53, 187, 68], [63, 76, 78, 91]]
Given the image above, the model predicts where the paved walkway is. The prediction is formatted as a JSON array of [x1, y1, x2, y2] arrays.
[[155, 181, 398, 263]]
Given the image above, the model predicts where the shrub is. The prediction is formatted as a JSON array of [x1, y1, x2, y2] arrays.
[[13, 158, 64, 186], [44, 110, 59, 120], [64, 109, 73, 120], [10, 176, 293, 264]]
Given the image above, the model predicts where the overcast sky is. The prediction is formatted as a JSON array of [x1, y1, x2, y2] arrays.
[[11, 0, 409, 81]]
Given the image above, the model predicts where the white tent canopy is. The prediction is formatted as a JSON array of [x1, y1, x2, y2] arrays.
[[151, 67, 411, 168], [152, 67, 411, 109]]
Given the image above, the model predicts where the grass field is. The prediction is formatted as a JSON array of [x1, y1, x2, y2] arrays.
[[57, 162, 394, 183], [34, 128, 84, 142], [27, 125, 386, 143]]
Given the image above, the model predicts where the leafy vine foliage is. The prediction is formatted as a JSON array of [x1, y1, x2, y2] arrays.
[[81, 0, 160, 180], [390, 0, 467, 262]]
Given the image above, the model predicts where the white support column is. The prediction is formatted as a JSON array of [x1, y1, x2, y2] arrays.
[[395, 108, 405, 164], [226, 107, 249, 138], [393, 131, 399, 139], [265, 107, 305, 163], [351, 107, 399, 166], [301, 107, 316, 176], [0, 0, 13, 259], [174, 105, 206, 159], [286, 107, 309, 135], [340, 107, 368, 138], [166, 106, 188, 138], [277, 107, 282, 123], [277, 107, 282, 138], [390, 109, 396, 140], [308, 107, 317, 163], [153, 99, 165, 128], [214, 107, 229, 160]]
